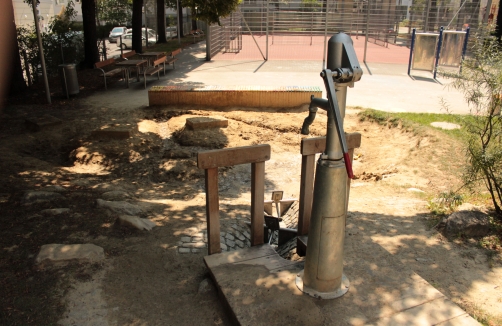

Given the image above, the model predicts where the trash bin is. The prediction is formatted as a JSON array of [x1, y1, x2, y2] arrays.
[[59, 63, 79, 98]]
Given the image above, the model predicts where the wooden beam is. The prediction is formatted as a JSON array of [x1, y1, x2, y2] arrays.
[[298, 154, 315, 236], [205, 168, 221, 255], [300, 132, 362, 155], [198, 144, 271, 169], [250, 162, 265, 246]]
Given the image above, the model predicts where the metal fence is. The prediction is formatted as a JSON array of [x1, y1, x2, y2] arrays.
[[207, 0, 494, 63]]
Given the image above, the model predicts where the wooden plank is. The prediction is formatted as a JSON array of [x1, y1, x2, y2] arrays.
[[250, 162, 265, 246], [298, 154, 315, 236], [301, 132, 362, 155], [197, 144, 271, 169], [205, 168, 221, 255], [204, 244, 277, 269]]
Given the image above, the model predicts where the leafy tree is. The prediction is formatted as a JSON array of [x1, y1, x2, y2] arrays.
[[132, 0, 143, 52], [97, 0, 132, 26], [443, 27, 502, 218], [81, 0, 99, 68], [157, 0, 167, 43]]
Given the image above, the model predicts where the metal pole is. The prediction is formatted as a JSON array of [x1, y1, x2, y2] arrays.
[[177, 0, 181, 45], [483, 0, 493, 23], [32, 0, 51, 104], [424, 0, 431, 32], [144, 7, 148, 49], [460, 27, 469, 73], [408, 28, 416, 76], [434, 26, 443, 80], [322, 0, 329, 69], [206, 24, 211, 61], [363, 1, 370, 63], [266, 0, 269, 60], [238, 8, 266, 60]]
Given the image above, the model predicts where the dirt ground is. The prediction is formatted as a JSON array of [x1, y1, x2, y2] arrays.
[[0, 95, 501, 325]]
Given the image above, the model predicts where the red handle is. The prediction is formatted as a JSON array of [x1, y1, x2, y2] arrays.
[[343, 152, 354, 179]]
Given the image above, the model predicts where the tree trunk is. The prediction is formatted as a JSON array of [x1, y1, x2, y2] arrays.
[[5, 0, 26, 96], [132, 0, 143, 53], [157, 0, 167, 43], [81, 0, 99, 68], [191, 18, 197, 31], [496, 2, 502, 41], [178, 2, 184, 37]]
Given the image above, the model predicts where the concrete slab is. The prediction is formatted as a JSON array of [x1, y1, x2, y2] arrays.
[[25, 115, 62, 132], [205, 242, 480, 326], [186, 117, 228, 130]]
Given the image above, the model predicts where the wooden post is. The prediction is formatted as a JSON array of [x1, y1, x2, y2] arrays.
[[205, 168, 221, 255], [251, 162, 265, 246], [298, 154, 315, 236]]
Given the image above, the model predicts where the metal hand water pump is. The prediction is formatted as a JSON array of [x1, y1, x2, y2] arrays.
[[296, 33, 362, 299]]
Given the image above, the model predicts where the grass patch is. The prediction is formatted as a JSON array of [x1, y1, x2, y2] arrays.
[[358, 109, 470, 140]]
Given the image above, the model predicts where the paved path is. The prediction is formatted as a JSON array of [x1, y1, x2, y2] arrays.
[[82, 42, 471, 115]]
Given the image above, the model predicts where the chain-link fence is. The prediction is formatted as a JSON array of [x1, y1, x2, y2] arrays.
[[207, 0, 495, 63]]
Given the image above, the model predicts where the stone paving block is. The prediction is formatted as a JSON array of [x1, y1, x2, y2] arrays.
[[181, 236, 191, 242], [191, 249, 202, 253], [91, 124, 136, 140], [35, 244, 104, 269], [235, 231, 246, 241], [225, 233, 235, 241], [186, 117, 228, 130], [226, 239, 235, 247], [235, 240, 244, 248], [25, 115, 62, 132], [192, 237, 203, 242], [183, 242, 206, 248], [220, 236, 226, 243], [221, 243, 228, 251], [178, 248, 191, 254]]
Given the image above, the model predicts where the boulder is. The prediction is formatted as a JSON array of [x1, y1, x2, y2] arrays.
[[22, 191, 64, 206], [101, 191, 131, 201], [96, 199, 144, 216], [35, 244, 105, 269], [117, 215, 156, 231], [41, 208, 70, 216], [440, 210, 491, 238]]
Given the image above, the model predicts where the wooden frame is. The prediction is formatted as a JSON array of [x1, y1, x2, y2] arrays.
[[198, 144, 271, 255], [297, 132, 362, 236]]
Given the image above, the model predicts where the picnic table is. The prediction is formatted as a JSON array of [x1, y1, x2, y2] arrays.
[[115, 59, 147, 88], [140, 52, 166, 66]]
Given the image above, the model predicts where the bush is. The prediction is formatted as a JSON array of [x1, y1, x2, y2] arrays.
[[443, 26, 502, 218]]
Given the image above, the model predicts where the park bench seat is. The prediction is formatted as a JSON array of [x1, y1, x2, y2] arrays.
[[94, 58, 122, 90], [166, 48, 181, 69], [121, 50, 136, 60], [143, 56, 166, 89]]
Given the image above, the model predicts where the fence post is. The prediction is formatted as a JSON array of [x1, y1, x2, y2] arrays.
[[408, 28, 416, 76], [433, 26, 444, 80]]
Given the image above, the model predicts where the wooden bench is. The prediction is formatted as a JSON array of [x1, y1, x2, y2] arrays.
[[190, 29, 204, 43], [142, 56, 166, 89], [166, 48, 181, 69], [94, 58, 122, 90], [120, 50, 136, 60]]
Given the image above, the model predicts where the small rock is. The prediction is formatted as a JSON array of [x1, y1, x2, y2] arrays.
[[220, 243, 228, 251], [43, 185, 67, 193], [22, 191, 64, 206], [198, 278, 212, 294], [96, 199, 144, 216], [225, 233, 235, 241], [430, 122, 461, 130], [181, 236, 192, 242], [35, 244, 105, 269], [226, 239, 235, 247], [415, 258, 429, 262], [101, 191, 131, 201], [441, 210, 491, 238], [191, 248, 201, 253], [117, 215, 156, 231], [40, 208, 70, 216], [235, 240, 244, 248]]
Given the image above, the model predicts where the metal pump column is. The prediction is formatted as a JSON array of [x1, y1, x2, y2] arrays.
[[296, 33, 362, 299]]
